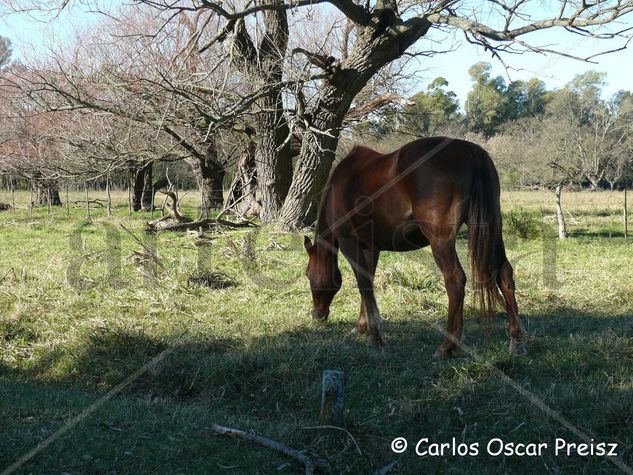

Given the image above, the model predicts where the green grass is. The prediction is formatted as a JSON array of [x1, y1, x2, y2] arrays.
[[1, 191, 633, 474]]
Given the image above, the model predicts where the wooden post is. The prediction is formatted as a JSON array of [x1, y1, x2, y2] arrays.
[[555, 185, 566, 239], [106, 173, 112, 218], [319, 370, 345, 427], [11, 177, 15, 214], [128, 182, 132, 217], [625, 189, 628, 240], [150, 186, 155, 220], [66, 185, 70, 217], [47, 187, 51, 215], [85, 181, 90, 219], [29, 187, 33, 215]]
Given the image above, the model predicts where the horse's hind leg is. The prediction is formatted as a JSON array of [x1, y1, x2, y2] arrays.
[[429, 238, 466, 359], [340, 241, 384, 347], [497, 259, 526, 355], [350, 250, 379, 336]]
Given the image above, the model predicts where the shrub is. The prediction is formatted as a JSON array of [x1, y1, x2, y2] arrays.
[[504, 208, 540, 239]]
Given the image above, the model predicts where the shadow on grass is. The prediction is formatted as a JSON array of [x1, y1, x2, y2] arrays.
[[2, 310, 633, 474]]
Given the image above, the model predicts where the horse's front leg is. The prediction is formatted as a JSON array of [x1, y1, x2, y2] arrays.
[[349, 301, 368, 336], [340, 242, 383, 346]]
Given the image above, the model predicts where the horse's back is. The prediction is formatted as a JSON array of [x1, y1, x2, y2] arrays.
[[323, 137, 498, 250]]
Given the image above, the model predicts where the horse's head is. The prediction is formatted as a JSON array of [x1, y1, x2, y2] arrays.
[[304, 235, 341, 321]]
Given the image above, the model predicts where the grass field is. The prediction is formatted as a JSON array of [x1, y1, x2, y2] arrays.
[[1, 190, 633, 474]]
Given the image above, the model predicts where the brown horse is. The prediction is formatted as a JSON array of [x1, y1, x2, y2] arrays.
[[304, 137, 525, 358]]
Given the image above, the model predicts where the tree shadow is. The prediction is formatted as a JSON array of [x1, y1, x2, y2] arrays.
[[2, 309, 633, 474]]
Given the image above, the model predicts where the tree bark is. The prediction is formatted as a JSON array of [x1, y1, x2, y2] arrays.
[[277, 103, 346, 228], [141, 162, 154, 211], [184, 140, 225, 215], [555, 185, 567, 239], [33, 179, 62, 207], [129, 163, 153, 212], [231, 4, 292, 223], [255, 96, 293, 222], [225, 141, 261, 217]]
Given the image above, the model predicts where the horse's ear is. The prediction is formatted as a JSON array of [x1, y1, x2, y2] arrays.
[[303, 235, 313, 252]]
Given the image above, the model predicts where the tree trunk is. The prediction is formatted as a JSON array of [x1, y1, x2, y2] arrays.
[[184, 140, 225, 215], [231, 4, 292, 223], [277, 105, 345, 229], [129, 162, 154, 211], [33, 179, 62, 207], [256, 96, 293, 222], [225, 141, 261, 217], [140, 162, 154, 211], [555, 185, 567, 239]]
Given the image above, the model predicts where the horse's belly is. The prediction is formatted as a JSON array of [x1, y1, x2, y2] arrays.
[[376, 219, 428, 251]]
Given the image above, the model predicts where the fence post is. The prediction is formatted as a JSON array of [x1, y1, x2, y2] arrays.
[[85, 182, 90, 220], [624, 189, 628, 240], [11, 176, 15, 214], [106, 173, 113, 218], [128, 182, 132, 217], [319, 370, 345, 427]]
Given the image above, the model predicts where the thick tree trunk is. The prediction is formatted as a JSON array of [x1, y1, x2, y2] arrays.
[[277, 105, 345, 229], [196, 171, 225, 215], [256, 96, 293, 222], [129, 164, 153, 212], [555, 185, 567, 239], [33, 179, 62, 207], [232, 3, 292, 223], [225, 141, 261, 217], [140, 162, 154, 211], [184, 140, 225, 215]]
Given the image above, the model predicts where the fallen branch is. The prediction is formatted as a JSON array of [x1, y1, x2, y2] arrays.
[[73, 199, 106, 207], [211, 424, 328, 475], [147, 217, 257, 233]]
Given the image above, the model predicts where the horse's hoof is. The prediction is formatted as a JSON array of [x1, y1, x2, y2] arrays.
[[349, 325, 367, 337], [509, 339, 527, 356]]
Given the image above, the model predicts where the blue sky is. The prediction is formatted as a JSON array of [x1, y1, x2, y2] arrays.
[[2, 1, 632, 108], [418, 23, 633, 107]]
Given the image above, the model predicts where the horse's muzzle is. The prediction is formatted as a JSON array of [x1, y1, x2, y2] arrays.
[[312, 308, 329, 321]]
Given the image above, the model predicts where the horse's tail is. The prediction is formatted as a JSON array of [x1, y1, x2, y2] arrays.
[[468, 147, 505, 319]]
